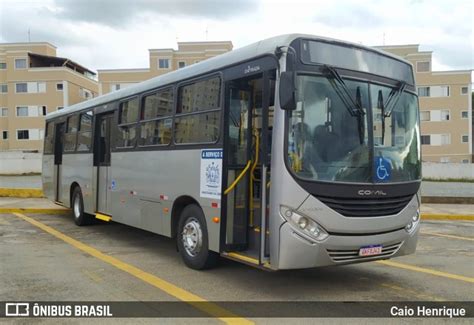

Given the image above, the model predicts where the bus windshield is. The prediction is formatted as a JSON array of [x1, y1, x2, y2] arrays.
[[287, 75, 421, 184]]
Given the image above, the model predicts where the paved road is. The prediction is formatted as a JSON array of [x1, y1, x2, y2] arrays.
[[0, 211, 472, 322]]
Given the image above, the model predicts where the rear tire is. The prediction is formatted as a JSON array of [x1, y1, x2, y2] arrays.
[[71, 186, 92, 226], [177, 204, 218, 270]]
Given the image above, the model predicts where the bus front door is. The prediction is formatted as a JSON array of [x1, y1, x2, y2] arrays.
[[222, 71, 274, 264], [94, 113, 113, 215], [53, 122, 65, 202]]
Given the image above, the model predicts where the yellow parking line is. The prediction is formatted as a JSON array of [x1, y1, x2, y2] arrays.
[[376, 260, 474, 284], [0, 208, 69, 214], [12, 212, 252, 325], [380, 283, 446, 301], [421, 231, 474, 242], [421, 214, 474, 221]]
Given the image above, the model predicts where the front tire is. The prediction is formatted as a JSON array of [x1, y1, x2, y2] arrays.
[[71, 187, 92, 226], [177, 204, 218, 270]]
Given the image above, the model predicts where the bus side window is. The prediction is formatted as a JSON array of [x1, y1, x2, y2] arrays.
[[174, 76, 221, 144], [43, 122, 54, 154], [64, 114, 79, 152], [116, 97, 139, 148]]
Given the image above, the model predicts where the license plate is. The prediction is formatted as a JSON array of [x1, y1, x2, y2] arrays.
[[359, 245, 383, 256]]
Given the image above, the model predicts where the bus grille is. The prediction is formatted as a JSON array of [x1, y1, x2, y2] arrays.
[[316, 194, 414, 217], [326, 242, 402, 263]]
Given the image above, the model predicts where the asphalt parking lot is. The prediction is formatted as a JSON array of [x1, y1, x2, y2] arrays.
[[0, 210, 473, 322]]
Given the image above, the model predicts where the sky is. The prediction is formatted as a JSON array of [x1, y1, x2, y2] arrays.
[[0, 0, 472, 73]]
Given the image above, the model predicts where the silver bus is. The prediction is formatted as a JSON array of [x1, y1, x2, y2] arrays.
[[42, 34, 421, 270]]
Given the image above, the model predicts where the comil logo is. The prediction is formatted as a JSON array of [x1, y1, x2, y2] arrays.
[[5, 303, 29, 316], [358, 190, 387, 196]]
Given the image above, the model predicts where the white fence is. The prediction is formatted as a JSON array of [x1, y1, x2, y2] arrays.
[[0, 151, 473, 180], [423, 162, 474, 180], [0, 151, 42, 175]]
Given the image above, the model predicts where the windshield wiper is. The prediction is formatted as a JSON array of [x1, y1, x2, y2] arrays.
[[383, 81, 406, 117], [323, 65, 365, 144], [377, 90, 386, 145], [322, 65, 365, 117]]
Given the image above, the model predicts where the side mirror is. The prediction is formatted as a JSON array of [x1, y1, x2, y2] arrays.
[[279, 71, 296, 110]]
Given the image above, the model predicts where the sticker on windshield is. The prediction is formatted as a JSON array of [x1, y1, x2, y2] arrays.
[[374, 157, 391, 182]]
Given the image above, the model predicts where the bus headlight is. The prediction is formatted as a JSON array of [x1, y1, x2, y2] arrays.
[[280, 205, 328, 242], [405, 209, 420, 233]]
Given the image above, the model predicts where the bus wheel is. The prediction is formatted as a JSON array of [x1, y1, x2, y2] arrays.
[[71, 187, 91, 226], [177, 204, 218, 270]]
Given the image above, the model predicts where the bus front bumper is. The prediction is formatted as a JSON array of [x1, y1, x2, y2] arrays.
[[276, 221, 419, 270]]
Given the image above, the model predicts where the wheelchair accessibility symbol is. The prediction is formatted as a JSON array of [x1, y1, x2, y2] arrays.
[[375, 157, 391, 182]]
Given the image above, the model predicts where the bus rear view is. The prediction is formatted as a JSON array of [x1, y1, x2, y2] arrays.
[[271, 37, 421, 269]]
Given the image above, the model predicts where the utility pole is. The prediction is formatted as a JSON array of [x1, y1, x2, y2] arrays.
[[28, 28, 31, 42]]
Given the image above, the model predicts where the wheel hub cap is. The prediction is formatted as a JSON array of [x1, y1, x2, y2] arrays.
[[181, 218, 203, 257]]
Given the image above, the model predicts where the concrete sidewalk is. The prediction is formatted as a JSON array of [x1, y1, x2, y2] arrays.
[[0, 197, 472, 220]]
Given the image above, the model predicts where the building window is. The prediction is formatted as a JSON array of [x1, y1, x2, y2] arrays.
[[42, 106, 47, 116], [16, 106, 29, 117], [421, 135, 430, 145], [462, 135, 469, 143], [0, 62, 6, 69], [440, 110, 450, 121], [178, 61, 186, 69], [441, 134, 450, 145], [420, 111, 430, 121], [2, 131, 8, 140], [57, 106, 64, 110], [461, 86, 469, 95], [431, 85, 450, 97], [158, 58, 170, 69], [16, 83, 27, 93], [417, 87, 430, 97], [462, 159, 469, 164], [56, 83, 63, 91], [440, 157, 450, 163], [17, 130, 30, 140], [111, 84, 120, 92], [0, 108, 7, 117], [461, 111, 468, 119], [416, 61, 430, 72], [15, 58, 27, 69], [0, 84, 7, 93]]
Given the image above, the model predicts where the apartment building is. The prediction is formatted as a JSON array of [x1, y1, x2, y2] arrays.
[[377, 44, 472, 163], [98, 41, 233, 95], [0, 42, 99, 151]]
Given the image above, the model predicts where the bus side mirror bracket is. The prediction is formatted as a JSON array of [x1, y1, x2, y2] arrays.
[[279, 71, 296, 110]]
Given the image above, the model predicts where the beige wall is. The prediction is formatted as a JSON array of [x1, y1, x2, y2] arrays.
[[98, 41, 233, 95], [0, 43, 98, 152], [378, 45, 472, 163]]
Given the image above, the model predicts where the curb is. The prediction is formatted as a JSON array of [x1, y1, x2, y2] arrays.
[[421, 214, 474, 221], [0, 208, 69, 214], [0, 188, 43, 198]]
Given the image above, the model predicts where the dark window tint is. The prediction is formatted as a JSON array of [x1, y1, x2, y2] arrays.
[[44, 122, 54, 154], [174, 111, 220, 144], [139, 118, 172, 146], [177, 77, 220, 114], [77, 111, 93, 152], [119, 97, 139, 124], [17, 130, 29, 140], [421, 135, 430, 145], [142, 89, 173, 120]]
